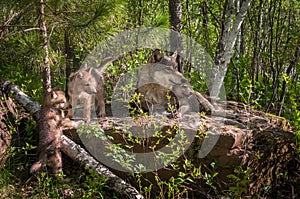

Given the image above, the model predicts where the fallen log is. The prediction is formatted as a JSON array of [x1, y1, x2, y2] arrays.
[[0, 79, 40, 120]]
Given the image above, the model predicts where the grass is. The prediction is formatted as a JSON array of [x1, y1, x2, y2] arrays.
[[0, 143, 117, 199]]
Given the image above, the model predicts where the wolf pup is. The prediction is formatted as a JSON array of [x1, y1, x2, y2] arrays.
[[67, 68, 98, 121], [30, 89, 68, 174], [67, 57, 113, 119]]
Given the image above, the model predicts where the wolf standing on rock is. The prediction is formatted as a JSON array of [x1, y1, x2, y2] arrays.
[[67, 57, 113, 120]]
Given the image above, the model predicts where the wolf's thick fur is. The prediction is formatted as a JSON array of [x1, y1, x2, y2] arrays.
[[67, 68, 98, 119], [136, 50, 193, 115], [30, 90, 67, 174], [67, 58, 113, 118], [172, 84, 198, 115], [72, 91, 96, 122], [137, 83, 178, 113]]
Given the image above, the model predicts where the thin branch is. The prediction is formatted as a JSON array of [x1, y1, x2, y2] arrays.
[[0, 27, 41, 40], [0, 25, 38, 28], [1, 3, 33, 27], [0, 3, 33, 38]]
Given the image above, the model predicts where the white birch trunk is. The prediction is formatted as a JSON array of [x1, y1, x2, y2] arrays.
[[210, 0, 251, 97]]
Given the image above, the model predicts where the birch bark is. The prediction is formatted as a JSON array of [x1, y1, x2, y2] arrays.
[[210, 0, 252, 97]]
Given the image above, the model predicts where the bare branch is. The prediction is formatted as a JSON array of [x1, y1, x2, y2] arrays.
[[0, 3, 33, 38], [0, 27, 41, 40]]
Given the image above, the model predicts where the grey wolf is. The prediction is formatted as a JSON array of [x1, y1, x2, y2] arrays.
[[135, 50, 194, 115]]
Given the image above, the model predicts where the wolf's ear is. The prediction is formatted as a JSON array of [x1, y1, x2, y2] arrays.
[[77, 72, 84, 79], [50, 90, 58, 99], [86, 67, 93, 74], [170, 50, 178, 61], [30, 160, 44, 174], [153, 49, 163, 62], [148, 49, 162, 63]]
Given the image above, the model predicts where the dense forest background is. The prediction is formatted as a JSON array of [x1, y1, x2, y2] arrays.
[[1, 0, 299, 128], [0, 0, 299, 198]]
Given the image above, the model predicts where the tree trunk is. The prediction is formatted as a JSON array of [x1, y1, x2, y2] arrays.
[[278, 39, 300, 116], [210, 0, 252, 97], [64, 30, 73, 96], [39, 0, 51, 94], [169, 0, 184, 73]]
